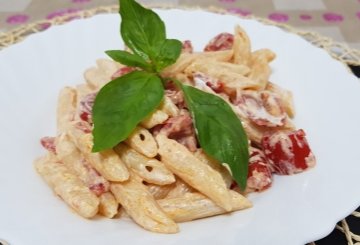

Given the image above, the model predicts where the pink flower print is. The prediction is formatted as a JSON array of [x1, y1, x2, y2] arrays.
[[299, 14, 312, 21], [268, 13, 289, 22], [39, 23, 52, 31], [46, 8, 80, 20], [227, 8, 251, 17], [72, 0, 91, 3], [356, 11, 360, 20], [323, 12, 344, 22], [6, 14, 29, 24]]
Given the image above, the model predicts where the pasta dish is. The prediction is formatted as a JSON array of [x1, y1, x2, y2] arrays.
[[34, 24, 316, 233]]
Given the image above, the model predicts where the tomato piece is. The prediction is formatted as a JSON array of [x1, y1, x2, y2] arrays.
[[235, 91, 286, 127], [79, 92, 97, 124], [111, 66, 135, 80], [182, 40, 193, 53], [74, 121, 92, 134], [89, 183, 107, 196], [261, 129, 316, 175], [204, 33, 234, 52], [40, 137, 56, 154], [246, 147, 272, 192]]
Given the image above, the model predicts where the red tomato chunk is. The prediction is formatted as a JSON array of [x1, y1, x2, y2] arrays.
[[261, 129, 316, 175], [204, 33, 234, 52], [247, 147, 273, 192]]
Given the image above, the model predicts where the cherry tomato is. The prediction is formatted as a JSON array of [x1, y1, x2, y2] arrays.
[[204, 33, 234, 52], [247, 147, 272, 192], [262, 129, 316, 175]]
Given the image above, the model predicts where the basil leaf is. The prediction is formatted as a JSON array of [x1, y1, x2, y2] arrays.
[[154, 39, 182, 72], [105, 50, 152, 71], [92, 71, 164, 152], [119, 0, 165, 61], [180, 84, 249, 190]]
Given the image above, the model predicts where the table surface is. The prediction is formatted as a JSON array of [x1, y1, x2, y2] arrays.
[[0, 1, 359, 245], [1, 0, 360, 50]]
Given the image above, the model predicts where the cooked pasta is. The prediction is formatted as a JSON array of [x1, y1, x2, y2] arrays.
[[34, 24, 315, 234]]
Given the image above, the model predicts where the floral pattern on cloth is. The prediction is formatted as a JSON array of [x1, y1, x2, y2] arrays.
[[1, 0, 359, 49]]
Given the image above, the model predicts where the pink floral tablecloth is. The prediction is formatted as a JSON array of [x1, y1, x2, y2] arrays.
[[0, 0, 360, 49]]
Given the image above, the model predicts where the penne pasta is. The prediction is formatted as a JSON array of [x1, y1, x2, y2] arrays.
[[34, 155, 99, 218], [158, 191, 252, 222], [159, 96, 180, 117], [55, 133, 110, 196], [165, 178, 194, 199], [56, 87, 77, 133], [124, 126, 158, 158], [185, 59, 250, 77], [251, 49, 276, 63], [67, 122, 129, 182], [110, 173, 179, 234], [114, 144, 175, 185], [161, 50, 233, 77], [99, 192, 119, 218], [96, 58, 122, 78], [84, 67, 110, 90], [194, 149, 233, 189], [141, 110, 169, 129], [146, 182, 176, 200], [34, 12, 317, 233], [232, 25, 251, 66], [156, 134, 232, 211], [248, 54, 271, 90], [266, 82, 295, 118]]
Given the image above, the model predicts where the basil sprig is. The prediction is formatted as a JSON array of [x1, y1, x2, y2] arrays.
[[92, 0, 249, 189], [92, 71, 163, 152], [179, 83, 249, 189]]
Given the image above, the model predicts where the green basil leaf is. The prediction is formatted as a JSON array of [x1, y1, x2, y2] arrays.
[[180, 84, 249, 190], [154, 39, 182, 72], [119, 0, 165, 61], [92, 71, 164, 152], [105, 50, 152, 71]]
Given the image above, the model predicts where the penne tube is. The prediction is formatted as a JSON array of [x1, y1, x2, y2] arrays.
[[84, 67, 110, 89], [96, 58, 122, 78], [56, 133, 110, 196], [110, 174, 179, 234], [161, 50, 233, 77], [186, 61, 260, 91], [156, 134, 232, 211], [194, 149, 233, 189], [233, 25, 251, 66], [266, 82, 295, 118], [114, 144, 175, 185], [124, 126, 158, 158], [159, 96, 180, 117], [141, 110, 169, 129], [34, 155, 99, 218], [184, 59, 250, 77], [99, 192, 119, 218], [248, 55, 271, 90], [146, 182, 176, 200], [76, 83, 95, 101], [57, 87, 77, 133], [158, 191, 252, 222], [251, 49, 276, 63], [67, 122, 129, 182], [166, 178, 194, 199]]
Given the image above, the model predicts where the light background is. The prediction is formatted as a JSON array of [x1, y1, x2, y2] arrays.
[[0, 0, 359, 49]]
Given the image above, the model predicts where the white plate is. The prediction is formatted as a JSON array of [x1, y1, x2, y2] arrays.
[[1, 9, 360, 245]]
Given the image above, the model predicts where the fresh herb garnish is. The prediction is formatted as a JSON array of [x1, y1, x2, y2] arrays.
[[92, 0, 249, 189], [179, 83, 249, 189], [92, 71, 163, 152]]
